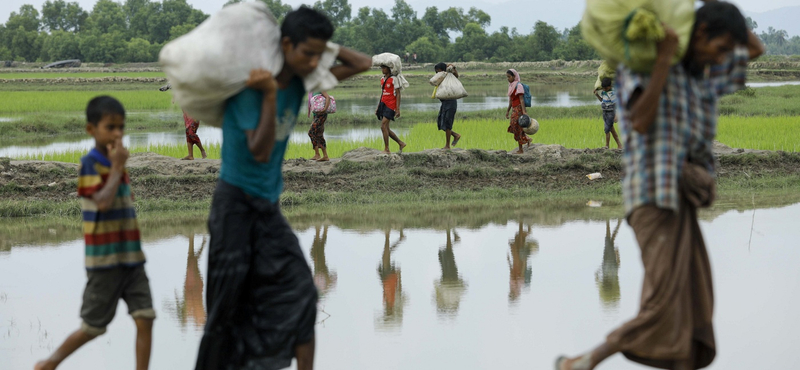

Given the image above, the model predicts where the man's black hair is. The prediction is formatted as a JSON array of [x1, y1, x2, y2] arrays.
[[601, 77, 612, 88], [434, 62, 447, 72], [694, 2, 748, 44], [280, 6, 334, 46], [86, 96, 125, 125]]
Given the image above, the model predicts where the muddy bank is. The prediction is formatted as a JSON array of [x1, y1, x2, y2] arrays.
[[2, 143, 799, 207]]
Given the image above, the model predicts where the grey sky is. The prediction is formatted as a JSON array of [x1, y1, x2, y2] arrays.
[[0, 0, 796, 33]]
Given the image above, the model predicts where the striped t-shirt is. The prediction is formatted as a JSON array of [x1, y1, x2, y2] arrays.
[[78, 148, 145, 270]]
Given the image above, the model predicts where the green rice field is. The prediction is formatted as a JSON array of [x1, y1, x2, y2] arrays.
[[0, 72, 166, 79], [0, 91, 172, 113], [18, 116, 800, 163]]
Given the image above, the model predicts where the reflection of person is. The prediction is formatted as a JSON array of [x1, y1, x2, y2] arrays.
[[508, 222, 538, 302], [593, 78, 622, 149], [434, 229, 467, 315], [433, 63, 462, 150], [174, 235, 207, 328], [557, 3, 765, 370], [182, 110, 208, 160], [36, 97, 155, 370], [505, 69, 531, 154], [595, 219, 622, 308], [197, 7, 372, 370], [311, 225, 337, 300], [377, 229, 406, 325], [308, 91, 331, 161], [376, 65, 407, 154]]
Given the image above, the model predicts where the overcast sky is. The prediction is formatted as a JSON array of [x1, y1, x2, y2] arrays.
[[1, 0, 796, 32]]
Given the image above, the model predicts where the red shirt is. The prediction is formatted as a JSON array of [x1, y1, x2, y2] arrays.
[[510, 93, 523, 108], [183, 111, 198, 129], [380, 76, 397, 111]]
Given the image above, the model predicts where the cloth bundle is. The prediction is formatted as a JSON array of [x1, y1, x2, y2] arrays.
[[308, 93, 336, 115], [594, 61, 617, 91], [429, 71, 468, 100], [159, 2, 340, 127], [372, 53, 409, 91], [581, 0, 695, 73]]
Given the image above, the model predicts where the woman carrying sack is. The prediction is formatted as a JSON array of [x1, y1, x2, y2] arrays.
[[308, 91, 334, 161]]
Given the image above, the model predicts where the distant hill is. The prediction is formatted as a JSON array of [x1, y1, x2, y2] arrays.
[[747, 6, 800, 37]]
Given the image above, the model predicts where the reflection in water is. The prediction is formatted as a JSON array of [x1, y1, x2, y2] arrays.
[[508, 222, 539, 302], [311, 225, 337, 301], [167, 234, 207, 330], [596, 219, 622, 309], [434, 229, 467, 317], [376, 229, 407, 329]]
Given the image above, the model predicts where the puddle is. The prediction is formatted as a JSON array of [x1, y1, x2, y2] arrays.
[[1, 202, 799, 369]]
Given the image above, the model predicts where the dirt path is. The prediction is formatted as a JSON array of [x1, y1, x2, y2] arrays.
[[1, 143, 798, 204]]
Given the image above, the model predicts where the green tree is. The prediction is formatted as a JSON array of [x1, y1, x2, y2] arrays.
[[260, 0, 292, 21], [169, 23, 195, 40], [39, 30, 81, 61], [124, 0, 153, 39], [9, 27, 42, 61], [42, 1, 88, 32], [125, 37, 153, 62], [745, 16, 758, 31], [531, 20, 561, 61], [84, 0, 127, 35], [312, 0, 351, 27], [554, 23, 597, 61], [406, 36, 439, 63], [449, 23, 488, 61], [80, 30, 126, 62], [6, 5, 41, 32]]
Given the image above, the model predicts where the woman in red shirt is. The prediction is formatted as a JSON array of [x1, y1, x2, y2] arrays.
[[505, 69, 532, 154]]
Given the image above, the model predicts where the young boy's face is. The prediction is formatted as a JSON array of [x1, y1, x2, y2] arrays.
[[282, 37, 328, 77], [602, 85, 612, 92], [87, 114, 125, 148], [690, 23, 737, 66], [380, 66, 390, 75]]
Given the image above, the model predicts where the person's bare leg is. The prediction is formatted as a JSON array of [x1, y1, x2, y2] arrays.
[[513, 143, 524, 154], [451, 131, 461, 147], [134, 318, 153, 370], [444, 129, 452, 149], [381, 119, 391, 153], [311, 146, 321, 161], [34, 329, 96, 370], [182, 143, 194, 160], [558, 341, 619, 370], [295, 337, 316, 370], [611, 128, 622, 149], [604, 132, 611, 149], [196, 141, 207, 159], [319, 147, 329, 162]]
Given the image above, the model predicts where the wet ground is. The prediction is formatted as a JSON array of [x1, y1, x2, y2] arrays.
[[1, 201, 798, 369]]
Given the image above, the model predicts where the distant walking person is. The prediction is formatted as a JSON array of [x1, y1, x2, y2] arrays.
[[376, 64, 407, 154], [505, 69, 531, 154], [183, 111, 207, 160], [308, 91, 331, 161], [556, 3, 764, 370], [593, 78, 621, 149], [434, 62, 462, 149]]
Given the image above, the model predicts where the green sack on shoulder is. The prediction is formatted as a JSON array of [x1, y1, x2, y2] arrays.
[[594, 61, 617, 91], [581, 0, 695, 73]]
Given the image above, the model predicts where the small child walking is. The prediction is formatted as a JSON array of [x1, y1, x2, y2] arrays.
[[308, 91, 331, 161], [182, 110, 207, 160], [35, 96, 155, 370], [594, 77, 622, 149]]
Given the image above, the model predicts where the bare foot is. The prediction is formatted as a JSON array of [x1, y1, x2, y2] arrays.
[[35, 360, 57, 370], [311, 155, 321, 161], [398, 142, 407, 153], [556, 354, 593, 370], [382, 149, 391, 154], [512, 149, 524, 155], [452, 135, 461, 146], [181, 156, 194, 160], [201, 150, 207, 159], [601, 146, 609, 149], [442, 146, 451, 150], [318, 157, 329, 162]]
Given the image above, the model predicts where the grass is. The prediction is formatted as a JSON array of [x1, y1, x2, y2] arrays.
[[719, 85, 800, 116], [0, 72, 166, 79], [16, 114, 800, 163], [0, 91, 172, 114]]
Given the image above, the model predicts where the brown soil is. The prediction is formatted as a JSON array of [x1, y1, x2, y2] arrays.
[[1, 143, 799, 204]]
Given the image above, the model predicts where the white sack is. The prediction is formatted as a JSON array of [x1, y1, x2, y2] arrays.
[[429, 71, 468, 100], [159, 2, 340, 127], [372, 52, 409, 91]]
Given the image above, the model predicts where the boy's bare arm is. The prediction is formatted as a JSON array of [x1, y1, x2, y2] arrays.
[[746, 29, 765, 60], [91, 138, 128, 212], [330, 47, 372, 82], [244, 69, 278, 163], [395, 90, 401, 118], [630, 27, 678, 134]]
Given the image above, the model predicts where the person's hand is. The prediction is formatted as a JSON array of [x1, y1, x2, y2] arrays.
[[395, 109, 401, 119], [505, 111, 510, 119], [107, 137, 129, 168], [657, 25, 680, 62], [246, 69, 277, 95]]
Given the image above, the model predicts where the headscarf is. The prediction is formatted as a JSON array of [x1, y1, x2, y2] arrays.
[[507, 69, 524, 97]]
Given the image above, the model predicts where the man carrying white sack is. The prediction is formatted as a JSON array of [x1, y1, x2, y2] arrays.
[[557, 2, 764, 370], [194, 6, 371, 370]]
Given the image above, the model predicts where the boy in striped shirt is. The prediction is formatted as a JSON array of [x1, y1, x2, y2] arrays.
[[35, 96, 155, 370]]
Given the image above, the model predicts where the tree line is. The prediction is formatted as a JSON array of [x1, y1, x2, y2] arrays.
[[0, 0, 796, 64]]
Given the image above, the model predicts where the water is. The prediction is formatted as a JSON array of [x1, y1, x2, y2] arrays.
[[2, 202, 799, 370], [748, 81, 800, 87]]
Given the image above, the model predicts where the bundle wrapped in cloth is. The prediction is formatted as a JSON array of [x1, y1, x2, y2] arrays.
[[159, 2, 340, 127], [594, 61, 617, 91], [372, 52, 409, 91], [429, 66, 468, 100], [581, 0, 695, 73]]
